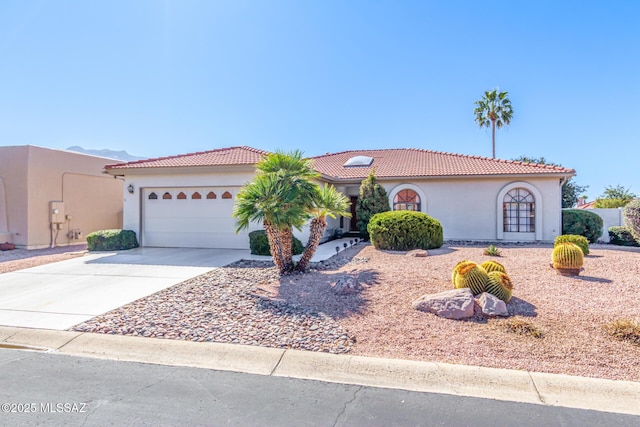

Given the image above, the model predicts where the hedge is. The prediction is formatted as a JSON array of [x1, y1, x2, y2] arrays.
[[367, 210, 443, 250], [608, 226, 639, 247], [86, 229, 139, 251]]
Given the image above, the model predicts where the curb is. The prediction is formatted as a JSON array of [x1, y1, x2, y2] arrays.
[[1, 325, 639, 416]]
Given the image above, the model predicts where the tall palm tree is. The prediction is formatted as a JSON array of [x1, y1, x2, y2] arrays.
[[296, 185, 351, 272], [474, 89, 513, 158], [233, 151, 319, 274]]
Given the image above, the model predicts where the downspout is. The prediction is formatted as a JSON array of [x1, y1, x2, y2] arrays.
[[559, 177, 568, 237]]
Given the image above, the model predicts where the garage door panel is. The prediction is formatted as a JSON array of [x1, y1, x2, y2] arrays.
[[142, 187, 249, 249]]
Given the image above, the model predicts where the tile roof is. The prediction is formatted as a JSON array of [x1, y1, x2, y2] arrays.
[[312, 149, 575, 180], [105, 146, 268, 170], [105, 145, 575, 180]]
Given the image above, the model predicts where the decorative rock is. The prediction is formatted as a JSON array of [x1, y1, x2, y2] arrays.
[[406, 249, 428, 257], [332, 275, 361, 295], [412, 288, 475, 319], [476, 292, 509, 317]]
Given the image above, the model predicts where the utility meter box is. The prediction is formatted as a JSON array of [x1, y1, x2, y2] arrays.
[[49, 201, 66, 224]]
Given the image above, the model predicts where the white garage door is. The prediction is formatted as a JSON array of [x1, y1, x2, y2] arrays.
[[142, 187, 249, 249]]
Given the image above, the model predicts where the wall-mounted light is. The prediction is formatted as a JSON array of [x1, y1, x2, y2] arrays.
[[127, 184, 134, 194]]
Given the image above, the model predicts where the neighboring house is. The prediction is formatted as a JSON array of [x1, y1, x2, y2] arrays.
[[105, 146, 575, 249], [0, 145, 124, 249]]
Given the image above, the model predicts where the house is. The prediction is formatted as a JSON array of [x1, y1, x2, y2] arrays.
[[0, 145, 124, 249], [105, 146, 575, 249]]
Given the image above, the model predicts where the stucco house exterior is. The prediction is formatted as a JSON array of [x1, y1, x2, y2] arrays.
[[0, 145, 124, 249], [105, 146, 575, 249]]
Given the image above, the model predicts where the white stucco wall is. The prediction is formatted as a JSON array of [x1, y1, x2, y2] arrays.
[[353, 177, 564, 242]]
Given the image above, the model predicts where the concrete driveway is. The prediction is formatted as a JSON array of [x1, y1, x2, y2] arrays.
[[0, 247, 248, 330]]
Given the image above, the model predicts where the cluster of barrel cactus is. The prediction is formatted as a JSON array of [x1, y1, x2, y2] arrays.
[[452, 260, 513, 302], [551, 242, 584, 276]]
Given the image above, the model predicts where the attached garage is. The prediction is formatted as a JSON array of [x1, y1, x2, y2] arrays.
[[142, 187, 248, 249]]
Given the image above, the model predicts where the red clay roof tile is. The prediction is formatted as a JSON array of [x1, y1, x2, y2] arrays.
[[311, 148, 575, 180], [105, 146, 267, 170], [105, 146, 575, 179]]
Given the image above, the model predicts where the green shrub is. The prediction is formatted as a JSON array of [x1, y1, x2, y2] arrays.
[[562, 209, 603, 243], [554, 234, 589, 255], [483, 244, 501, 256], [367, 211, 443, 250], [248, 229, 304, 256], [593, 198, 630, 208], [356, 170, 390, 239], [623, 199, 640, 244], [86, 229, 139, 251], [608, 226, 639, 247]]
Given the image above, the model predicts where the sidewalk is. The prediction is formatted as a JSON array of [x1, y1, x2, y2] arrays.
[[2, 325, 639, 417]]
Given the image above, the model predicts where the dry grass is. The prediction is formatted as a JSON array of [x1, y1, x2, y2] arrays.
[[500, 317, 543, 338], [604, 317, 640, 346]]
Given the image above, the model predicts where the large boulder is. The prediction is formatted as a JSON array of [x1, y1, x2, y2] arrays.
[[412, 288, 475, 319], [476, 292, 509, 317]]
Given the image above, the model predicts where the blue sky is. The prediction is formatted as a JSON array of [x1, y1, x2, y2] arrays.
[[0, 1, 638, 199]]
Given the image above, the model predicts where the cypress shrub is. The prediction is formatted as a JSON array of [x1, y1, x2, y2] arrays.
[[367, 211, 443, 250], [356, 170, 390, 239], [86, 229, 139, 251], [562, 209, 603, 243]]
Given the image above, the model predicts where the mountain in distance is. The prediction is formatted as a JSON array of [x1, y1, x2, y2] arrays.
[[66, 146, 146, 162]]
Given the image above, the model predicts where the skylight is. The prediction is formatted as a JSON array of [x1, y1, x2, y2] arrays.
[[343, 155, 374, 167]]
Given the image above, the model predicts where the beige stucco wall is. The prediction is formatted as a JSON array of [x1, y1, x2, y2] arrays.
[[0, 145, 123, 249], [336, 176, 564, 242]]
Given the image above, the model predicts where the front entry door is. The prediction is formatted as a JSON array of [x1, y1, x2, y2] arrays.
[[350, 196, 358, 231]]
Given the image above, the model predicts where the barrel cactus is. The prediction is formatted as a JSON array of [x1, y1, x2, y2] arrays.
[[552, 242, 584, 276], [486, 271, 514, 302], [480, 260, 507, 274], [453, 262, 489, 296], [451, 260, 471, 284]]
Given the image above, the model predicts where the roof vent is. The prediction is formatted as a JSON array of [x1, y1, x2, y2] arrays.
[[343, 155, 374, 167]]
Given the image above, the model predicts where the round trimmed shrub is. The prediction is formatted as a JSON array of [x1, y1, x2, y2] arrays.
[[554, 234, 589, 255], [248, 229, 304, 256], [562, 209, 603, 243], [86, 229, 139, 251], [367, 211, 443, 250]]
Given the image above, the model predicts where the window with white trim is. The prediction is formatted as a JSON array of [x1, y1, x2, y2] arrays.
[[393, 189, 421, 211], [503, 188, 535, 232]]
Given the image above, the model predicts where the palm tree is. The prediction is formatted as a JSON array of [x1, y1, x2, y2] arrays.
[[296, 185, 351, 271], [474, 89, 513, 158], [233, 151, 319, 274]]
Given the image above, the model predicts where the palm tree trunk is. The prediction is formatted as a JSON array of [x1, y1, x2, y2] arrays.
[[491, 119, 496, 158], [280, 227, 294, 273], [296, 217, 326, 271], [264, 221, 286, 273]]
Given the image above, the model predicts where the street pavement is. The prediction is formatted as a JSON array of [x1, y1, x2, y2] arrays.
[[1, 348, 639, 427]]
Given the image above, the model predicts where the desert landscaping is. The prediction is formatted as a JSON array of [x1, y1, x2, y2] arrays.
[[65, 242, 640, 383]]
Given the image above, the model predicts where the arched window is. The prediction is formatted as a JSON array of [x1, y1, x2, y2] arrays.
[[177, 192, 187, 199], [393, 189, 421, 211], [222, 191, 233, 199], [503, 188, 535, 232], [192, 192, 202, 199], [162, 192, 172, 200], [148, 192, 158, 200], [206, 191, 217, 199]]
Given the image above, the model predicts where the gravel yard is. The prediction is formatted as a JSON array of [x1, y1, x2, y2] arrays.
[[0, 244, 86, 273], [4, 241, 639, 382]]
